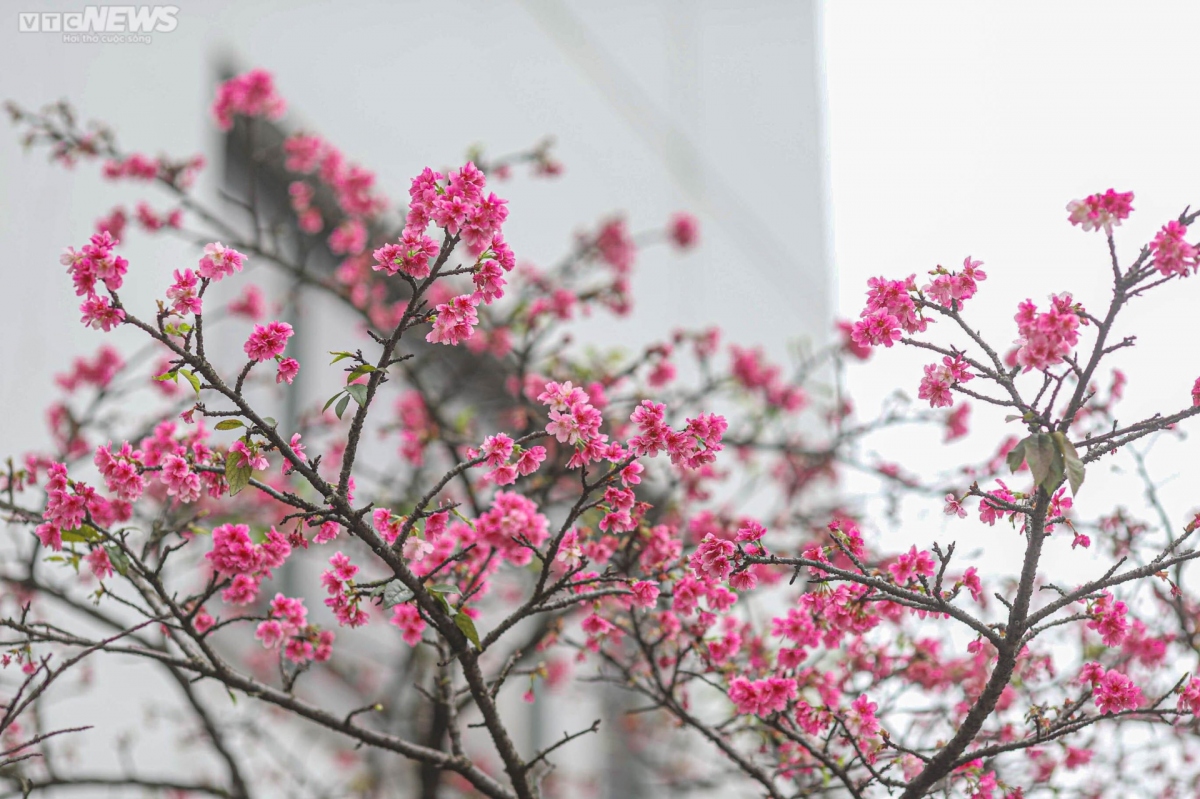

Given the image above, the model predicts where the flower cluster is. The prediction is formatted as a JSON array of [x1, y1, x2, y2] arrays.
[[243, 320, 295, 364], [887, 545, 936, 585], [474, 433, 547, 485], [55, 345, 124, 393], [228, 440, 269, 472], [668, 212, 699, 249], [1079, 662, 1143, 715], [372, 229, 440, 280], [254, 593, 334, 664], [537, 380, 630, 468], [390, 603, 426, 646], [395, 391, 434, 465], [159, 453, 201, 503], [727, 676, 797, 717], [627, 400, 727, 471], [923, 257, 987, 308], [61, 231, 127, 331], [166, 269, 202, 315], [321, 552, 368, 627], [94, 441, 145, 502], [1085, 592, 1130, 647], [426, 295, 479, 346], [851, 274, 929, 349], [471, 491, 549, 567], [205, 523, 292, 605], [283, 133, 388, 227], [212, 69, 286, 131], [1066, 189, 1134, 233], [135, 201, 184, 231], [918, 353, 974, 408], [1150, 220, 1199, 278], [689, 534, 737, 583], [1012, 292, 1083, 372], [198, 241, 245, 282], [379, 163, 517, 347], [729, 345, 807, 411]]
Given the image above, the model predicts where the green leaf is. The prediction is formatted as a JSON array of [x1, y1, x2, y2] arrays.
[[1006, 438, 1028, 474], [452, 407, 474, 433], [215, 419, 244, 431], [1024, 434, 1055, 488], [153, 370, 178, 383], [329, 351, 355, 364], [225, 450, 252, 497], [454, 611, 481, 650], [1045, 450, 1065, 493], [429, 583, 460, 596], [323, 391, 345, 413], [344, 383, 369, 406], [427, 589, 452, 613], [104, 543, 130, 577], [381, 580, 414, 608], [346, 364, 377, 383], [261, 417, 277, 429], [334, 394, 351, 420], [1053, 432, 1086, 496], [61, 525, 101, 544], [1024, 433, 1067, 492], [179, 369, 201, 397]]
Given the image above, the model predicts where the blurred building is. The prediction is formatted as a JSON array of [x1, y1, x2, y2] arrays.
[[0, 1, 830, 795]]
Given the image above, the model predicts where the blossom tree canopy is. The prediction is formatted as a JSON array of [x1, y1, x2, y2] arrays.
[[1, 71, 1200, 799]]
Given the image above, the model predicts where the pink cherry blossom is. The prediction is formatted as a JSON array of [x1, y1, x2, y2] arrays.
[[244, 321, 294, 362], [276, 357, 300, 385], [1150, 220, 1199, 277], [1066, 189, 1134, 233], [1093, 670, 1142, 715], [851, 309, 902, 349], [212, 69, 286, 131], [425, 295, 478, 346], [1013, 293, 1083, 372], [197, 242, 245, 282], [888, 546, 936, 585], [160, 454, 201, 503], [390, 604, 425, 646], [166, 269, 202, 315], [228, 285, 266, 319], [80, 295, 124, 331], [86, 547, 114, 580], [668, 212, 699, 249]]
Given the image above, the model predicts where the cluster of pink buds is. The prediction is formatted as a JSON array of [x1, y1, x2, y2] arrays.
[[254, 593, 334, 664], [205, 523, 291, 606]]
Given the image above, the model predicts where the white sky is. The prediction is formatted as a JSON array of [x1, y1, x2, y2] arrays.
[[824, 2, 1200, 558]]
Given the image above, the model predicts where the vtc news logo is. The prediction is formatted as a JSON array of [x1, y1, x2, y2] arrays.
[[18, 6, 179, 34]]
